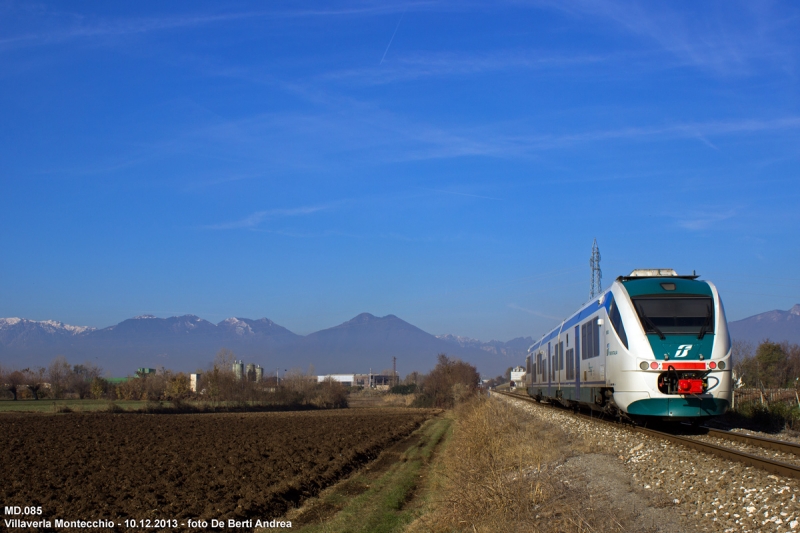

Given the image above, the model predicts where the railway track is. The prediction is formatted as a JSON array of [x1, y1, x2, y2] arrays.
[[496, 390, 800, 479]]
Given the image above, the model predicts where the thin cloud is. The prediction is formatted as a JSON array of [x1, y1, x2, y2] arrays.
[[205, 205, 328, 230], [323, 50, 617, 85], [524, 0, 799, 75], [380, 7, 406, 65], [675, 208, 738, 231], [508, 303, 563, 320], [428, 189, 503, 201], [0, 3, 421, 51]]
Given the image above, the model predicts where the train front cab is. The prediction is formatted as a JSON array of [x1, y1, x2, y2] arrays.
[[609, 275, 732, 421]]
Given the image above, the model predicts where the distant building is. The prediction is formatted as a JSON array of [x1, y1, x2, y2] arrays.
[[318, 374, 355, 387], [232, 361, 263, 381], [369, 374, 394, 390], [136, 368, 156, 376], [510, 366, 525, 384], [317, 373, 396, 389], [190, 373, 201, 393], [233, 360, 244, 380]]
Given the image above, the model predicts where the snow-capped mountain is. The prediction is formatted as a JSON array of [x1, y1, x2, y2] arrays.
[[437, 333, 534, 358], [0, 318, 95, 348], [0, 317, 94, 336], [0, 313, 521, 377]]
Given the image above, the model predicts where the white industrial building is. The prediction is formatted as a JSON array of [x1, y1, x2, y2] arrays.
[[317, 374, 355, 386], [317, 373, 396, 389]]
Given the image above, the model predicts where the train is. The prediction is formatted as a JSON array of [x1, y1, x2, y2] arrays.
[[524, 269, 732, 421]]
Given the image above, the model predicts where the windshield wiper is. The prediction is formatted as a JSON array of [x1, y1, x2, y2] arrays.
[[697, 304, 713, 340], [636, 304, 666, 340]]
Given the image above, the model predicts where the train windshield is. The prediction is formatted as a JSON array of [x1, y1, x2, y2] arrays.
[[631, 296, 714, 338]]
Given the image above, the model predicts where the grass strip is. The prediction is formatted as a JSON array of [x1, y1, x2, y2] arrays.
[[0, 399, 148, 412], [276, 416, 451, 533]]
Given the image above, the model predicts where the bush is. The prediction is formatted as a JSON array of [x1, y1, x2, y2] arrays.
[[414, 354, 480, 409], [310, 379, 349, 409], [732, 401, 800, 432], [389, 383, 417, 395]]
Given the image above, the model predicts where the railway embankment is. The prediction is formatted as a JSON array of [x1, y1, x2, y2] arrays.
[[499, 393, 800, 532], [402, 394, 690, 532]]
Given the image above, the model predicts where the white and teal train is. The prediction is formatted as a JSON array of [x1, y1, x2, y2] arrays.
[[524, 269, 732, 420]]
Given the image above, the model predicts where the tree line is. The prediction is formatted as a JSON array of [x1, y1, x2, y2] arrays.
[[0, 349, 348, 408], [1, 350, 482, 409], [734, 339, 800, 389]]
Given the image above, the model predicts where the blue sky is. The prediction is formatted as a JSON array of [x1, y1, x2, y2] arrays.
[[1, 0, 799, 341]]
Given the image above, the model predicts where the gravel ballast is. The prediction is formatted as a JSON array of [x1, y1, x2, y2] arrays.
[[496, 393, 800, 532]]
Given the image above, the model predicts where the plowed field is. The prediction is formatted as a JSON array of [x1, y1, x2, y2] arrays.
[[0, 408, 434, 526]]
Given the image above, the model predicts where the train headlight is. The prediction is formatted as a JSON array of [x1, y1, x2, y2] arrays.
[[650, 362, 659, 369], [718, 361, 726, 370], [639, 361, 649, 370], [709, 361, 717, 369]]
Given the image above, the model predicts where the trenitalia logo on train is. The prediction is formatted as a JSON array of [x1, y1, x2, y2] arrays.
[[524, 269, 732, 420]]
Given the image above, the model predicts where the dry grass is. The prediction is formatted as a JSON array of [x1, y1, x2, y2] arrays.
[[409, 396, 626, 533], [348, 392, 418, 408]]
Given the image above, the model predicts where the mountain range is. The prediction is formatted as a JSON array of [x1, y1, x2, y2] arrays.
[[2, 304, 797, 379], [0, 313, 530, 378], [728, 304, 800, 346]]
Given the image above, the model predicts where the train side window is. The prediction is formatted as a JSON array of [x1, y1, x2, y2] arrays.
[[582, 320, 599, 359], [581, 324, 587, 360], [608, 295, 629, 349], [566, 348, 574, 380], [553, 342, 558, 371], [559, 341, 564, 371], [593, 320, 600, 358]]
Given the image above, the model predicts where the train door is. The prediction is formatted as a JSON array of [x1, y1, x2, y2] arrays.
[[574, 325, 580, 395], [537, 351, 543, 387], [598, 315, 607, 382], [547, 342, 552, 394]]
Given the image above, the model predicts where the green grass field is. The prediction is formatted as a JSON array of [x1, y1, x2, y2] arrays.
[[0, 399, 151, 412], [264, 415, 452, 533]]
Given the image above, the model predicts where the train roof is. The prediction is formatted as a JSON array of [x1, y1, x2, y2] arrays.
[[526, 269, 713, 354], [616, 268, 699, 282]]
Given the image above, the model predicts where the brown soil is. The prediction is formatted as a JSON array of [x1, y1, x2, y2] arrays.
[[286, 417, 436, 528], [0, 408, 434, 527]]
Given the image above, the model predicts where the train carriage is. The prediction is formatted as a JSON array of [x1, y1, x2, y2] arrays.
[[525, 269, 732, 420]]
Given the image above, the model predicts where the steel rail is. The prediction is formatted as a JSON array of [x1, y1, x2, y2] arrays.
[[495, 390, 800, 479], [633, 426, 800, 479], [703, 427, 800, 456]]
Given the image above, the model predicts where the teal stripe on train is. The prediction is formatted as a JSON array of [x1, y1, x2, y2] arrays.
[[621, 278, 713, 297], [626, 397, 729, 418]]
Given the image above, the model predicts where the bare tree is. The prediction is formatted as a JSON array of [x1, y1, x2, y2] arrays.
[[70, 362, 103, 399], [732, 339, 755, 387], [22, 367, 46, 400], [2, 369, 25, 401], [404, 371, 421, 385], [48, 356, 73, 399], [213, 348, 236, 374]]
